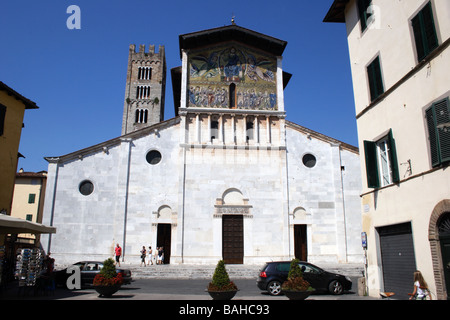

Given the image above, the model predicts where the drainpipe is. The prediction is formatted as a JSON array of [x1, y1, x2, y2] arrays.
[[121, 138, 133, 261], [338, 146, 349, 263]]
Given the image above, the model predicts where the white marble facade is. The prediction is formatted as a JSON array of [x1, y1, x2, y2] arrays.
[[40, 25, 363, 266]]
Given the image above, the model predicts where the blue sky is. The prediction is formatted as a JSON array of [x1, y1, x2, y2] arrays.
[[1, 0, 356, 172]]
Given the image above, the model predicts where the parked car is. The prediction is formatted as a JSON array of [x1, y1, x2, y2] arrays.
[[54, 261, 132, 288], [257, 261, 352, 296]]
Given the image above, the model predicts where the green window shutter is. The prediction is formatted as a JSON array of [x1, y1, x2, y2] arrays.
[[367, 56, 384, 102], [422, 2, 439, 55], [426, 106, 440, 167], [364, 140, 380, 188], [412, 2, 439, 61], [28, 194, 36, 204], [387, 129, 400, 183], [357, 0, 372, 32], [434, 98, 450, 163], [426, 98, 450, 167], [412, 14, 426, 61]]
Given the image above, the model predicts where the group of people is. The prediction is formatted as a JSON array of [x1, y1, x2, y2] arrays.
[[140, 246, 164, 266], [114, 243, 165, 267]]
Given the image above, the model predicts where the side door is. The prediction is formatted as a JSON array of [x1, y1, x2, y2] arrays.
[[82, 262, 101, 285], [299, 263, 323, 290], [276, 262, 291, 282]]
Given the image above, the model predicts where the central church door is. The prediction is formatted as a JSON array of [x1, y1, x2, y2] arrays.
[[222, 215, 243, 264]]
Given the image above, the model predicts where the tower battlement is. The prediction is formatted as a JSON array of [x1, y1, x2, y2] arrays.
[[129, 44, 165, 56]]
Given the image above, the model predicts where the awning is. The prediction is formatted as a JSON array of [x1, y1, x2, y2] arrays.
[[0, 215, 56, 234]]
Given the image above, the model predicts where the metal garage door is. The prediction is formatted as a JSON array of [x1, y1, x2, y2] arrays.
[[378, 222, 417, 300]]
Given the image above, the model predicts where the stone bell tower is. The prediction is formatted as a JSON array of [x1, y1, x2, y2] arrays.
[[121, 44, 166, 135]]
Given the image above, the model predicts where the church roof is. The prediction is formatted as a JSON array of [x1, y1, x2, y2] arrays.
[[323, 0, 349, 23], [178, 24, 288, 58]]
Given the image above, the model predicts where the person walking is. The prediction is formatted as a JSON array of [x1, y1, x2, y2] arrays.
[[114, 243, 122, 267], [147, 246, 153, 265], [409, 270, 431, 300], [140, 246, 146, 267]]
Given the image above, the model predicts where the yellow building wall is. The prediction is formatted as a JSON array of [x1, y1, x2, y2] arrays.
[[0, 90, 26, 216]]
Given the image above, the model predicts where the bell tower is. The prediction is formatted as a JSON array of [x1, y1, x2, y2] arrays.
[[122, 44, 166, 135]]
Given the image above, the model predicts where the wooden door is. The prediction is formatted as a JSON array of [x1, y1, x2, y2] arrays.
[[222, 215, 243, 264]]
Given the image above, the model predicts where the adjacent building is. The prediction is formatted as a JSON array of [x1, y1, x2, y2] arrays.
[[10, 170, 48, 244], [0, 81, 39, 249], [0, 82, 39, 218], [41, 24, 364, 268], [325, 0, 450, 299]]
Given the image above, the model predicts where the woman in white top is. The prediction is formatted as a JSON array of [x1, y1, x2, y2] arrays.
[[409, 270, 431, 300]]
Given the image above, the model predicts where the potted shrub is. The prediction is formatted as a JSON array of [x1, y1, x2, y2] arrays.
[[281, 259, 314, 300], [206, 260, 239, 300], [93, 258, 123, 297]]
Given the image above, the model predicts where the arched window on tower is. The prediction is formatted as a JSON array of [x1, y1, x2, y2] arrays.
[[136, 86, 151, 99], [138, 67, 152, 80], [135, 109, 149, 124]]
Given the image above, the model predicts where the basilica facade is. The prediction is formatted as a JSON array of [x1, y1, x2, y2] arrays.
[[41, 24, 363, 266]]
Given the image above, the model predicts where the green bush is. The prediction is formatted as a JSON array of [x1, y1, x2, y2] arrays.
[[100, 258, 117, 279], [207, 260, 238, 291], [287, 259, 303, 279], [282, 259, 314, 292]]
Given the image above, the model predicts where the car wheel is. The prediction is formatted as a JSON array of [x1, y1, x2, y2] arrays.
[[329, 280, 344, 295], [267, 280, 282, 296]]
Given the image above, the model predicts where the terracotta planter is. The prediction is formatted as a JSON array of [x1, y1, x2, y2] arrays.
[[207, 289, 238, 300], [94, 284, 121, 297], [282, 290, 314, 300]]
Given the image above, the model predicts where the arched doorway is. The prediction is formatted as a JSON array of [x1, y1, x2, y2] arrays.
[[429, 200, 450, 300], [154, 205, 175, 264], [215, 189, 252, 264]]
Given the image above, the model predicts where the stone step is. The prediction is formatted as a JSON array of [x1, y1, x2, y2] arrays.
[[126, 263, 364, 280]]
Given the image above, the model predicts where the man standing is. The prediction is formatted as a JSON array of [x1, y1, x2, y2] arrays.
[[114, 243, 122, 266]]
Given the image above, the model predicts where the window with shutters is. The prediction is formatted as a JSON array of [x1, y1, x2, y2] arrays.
[[28, 194, 36, 204], [364, 129, 399, 188], [425, 98, 450, 168], [411, 1, 439, 62], [367, 56, 384, 102], [357, 0, 372, 32]]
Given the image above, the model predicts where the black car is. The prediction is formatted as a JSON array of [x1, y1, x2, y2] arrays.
[[257, 261, 352, 296], [54, 261, 132, 288]]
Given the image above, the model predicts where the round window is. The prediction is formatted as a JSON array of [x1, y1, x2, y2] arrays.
[[146, 150, 162, 165], [79, 180, 94, 196], [302, 154, 317, 168]]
